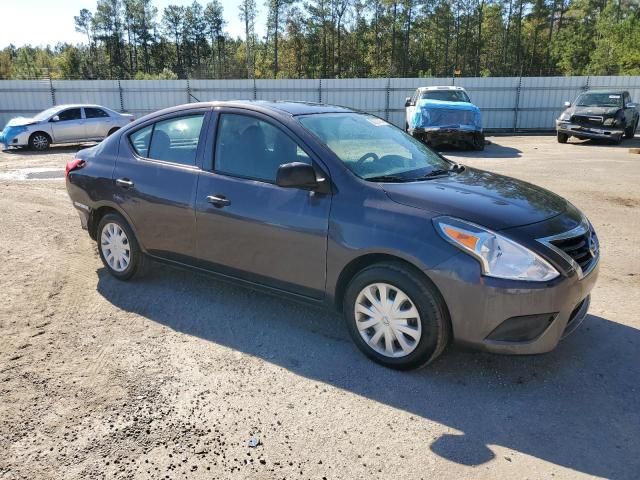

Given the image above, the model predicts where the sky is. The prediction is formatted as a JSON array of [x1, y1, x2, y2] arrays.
[[1, 0, 267, 49]]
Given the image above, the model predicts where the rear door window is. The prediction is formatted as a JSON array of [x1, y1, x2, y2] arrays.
[[130, 125, 153, 157], [148, 115, 205, 165], [85, 107, 109, 118], [129, 114, 205, 165]]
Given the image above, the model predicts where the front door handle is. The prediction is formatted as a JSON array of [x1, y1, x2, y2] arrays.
[[115, 178, 134, 188], [207, 195, 231, 208]]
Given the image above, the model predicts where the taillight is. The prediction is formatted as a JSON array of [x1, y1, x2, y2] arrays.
[[65, 157, 86, 178]]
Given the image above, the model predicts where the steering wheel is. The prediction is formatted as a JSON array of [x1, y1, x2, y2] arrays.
[[355, 152, 379, 167]]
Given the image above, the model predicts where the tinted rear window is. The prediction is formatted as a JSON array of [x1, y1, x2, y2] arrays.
[[129, 115, 205, 165], [85, 107, 109, 118], [130, 125, 153, 157]]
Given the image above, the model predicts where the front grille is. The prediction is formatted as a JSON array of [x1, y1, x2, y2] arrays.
[[548, 228, 599, 275], [571, 115, 603, 128]]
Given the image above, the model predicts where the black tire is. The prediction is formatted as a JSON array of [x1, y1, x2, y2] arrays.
[[29, 132, 51, 151], [107, 127, 120, 136], [97, 212, 146, 281], [405, 122, 409, 132], [472, 133, 485, 151], [557, 132, 569, 144], [343, 262, 451, 370], [624, 119, 637, 139]]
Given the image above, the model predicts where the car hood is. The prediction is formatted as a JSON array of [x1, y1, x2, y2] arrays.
[[569, 105, 621, 117], [381, 167, 569, 230], [4, 117, 38, 128]]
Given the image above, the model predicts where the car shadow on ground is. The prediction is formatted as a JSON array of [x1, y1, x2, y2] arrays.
[[2, 143, 97, 155], [96, 263, 639, 478], [439, 141, 523, 159]]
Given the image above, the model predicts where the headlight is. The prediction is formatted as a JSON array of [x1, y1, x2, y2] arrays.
[[433, 217, 559, 282], [559, 112, 571, 121], [603, 117, 617, 126]]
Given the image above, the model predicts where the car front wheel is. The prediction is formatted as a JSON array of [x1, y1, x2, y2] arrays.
[[97, 213, 145, 280], [557, 132, 569, 143], [343, 262, 450, 370], [29, 132, 50, 151]]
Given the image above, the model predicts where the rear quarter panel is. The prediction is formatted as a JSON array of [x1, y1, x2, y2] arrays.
[[66, 136, 120, 217]]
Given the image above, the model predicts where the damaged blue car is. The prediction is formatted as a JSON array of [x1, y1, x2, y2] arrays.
[[404, 86, 485, 151]]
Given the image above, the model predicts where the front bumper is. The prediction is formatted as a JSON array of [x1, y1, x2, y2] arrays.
[[556, 121, 623, 140], [0, 130, 30, 149], [409, 127, 481, 145], [427, 252, 599, 354]]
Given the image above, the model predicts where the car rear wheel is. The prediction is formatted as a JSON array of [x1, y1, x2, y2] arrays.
[[557, 132, 569, 144], [97, 213, 145, 281], [29, 132, 50, 151], [343, 262, 450, 370], [624, 119, 637, 139], [107, 127, 120, 136]]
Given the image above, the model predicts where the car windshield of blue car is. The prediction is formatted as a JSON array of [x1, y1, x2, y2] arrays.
[[576, 93, 622, 108], [33, 107, 62, 121], [298, 113, 451, 181], [420, 90, 470, 103]]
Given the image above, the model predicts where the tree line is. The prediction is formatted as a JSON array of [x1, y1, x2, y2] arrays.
[[0, 0, 638, 80]]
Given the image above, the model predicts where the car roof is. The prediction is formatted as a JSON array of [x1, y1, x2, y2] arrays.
[[581, 90, 627, 95], [49, 104, 112, 110], [417, 86, 467, 92], [150, 100, 356, 118]]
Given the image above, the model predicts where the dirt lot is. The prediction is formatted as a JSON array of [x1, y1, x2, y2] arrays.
[[1, 136, 639, 480]]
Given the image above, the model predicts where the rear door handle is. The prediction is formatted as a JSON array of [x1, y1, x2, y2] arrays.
[[116, 178, 134, 188], [206, 195, 231, 208]]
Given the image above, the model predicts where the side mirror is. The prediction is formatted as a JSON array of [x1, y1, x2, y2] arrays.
[[563, 101, 571, 108], [276, 162, 319, 189], [51, 115, 60, 122], [405, 97, 412, 108], [627, 102, 637, 109]]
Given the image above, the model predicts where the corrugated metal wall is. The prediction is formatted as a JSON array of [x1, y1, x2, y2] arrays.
[[1, 76, 639, 131]]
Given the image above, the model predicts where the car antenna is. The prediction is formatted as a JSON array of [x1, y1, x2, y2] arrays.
[[189, 92, 201, 103]]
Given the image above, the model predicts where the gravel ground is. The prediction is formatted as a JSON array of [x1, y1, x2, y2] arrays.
[[0, 136, 639, 480]]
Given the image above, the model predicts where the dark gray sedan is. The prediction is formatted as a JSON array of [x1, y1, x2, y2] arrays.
[[65, 101, 599, 369]]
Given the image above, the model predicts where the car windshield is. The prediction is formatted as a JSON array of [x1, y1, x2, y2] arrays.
[[298, 113, 451, 181], [420, 90, 470, 103], [33, 107, 62, 121], [576, 93, 622, 108]]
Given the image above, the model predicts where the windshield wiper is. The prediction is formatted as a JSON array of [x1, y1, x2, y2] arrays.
[[417, 168, 453, 179], [367, 164, 464, 183], [365, 175, 412, 183]]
